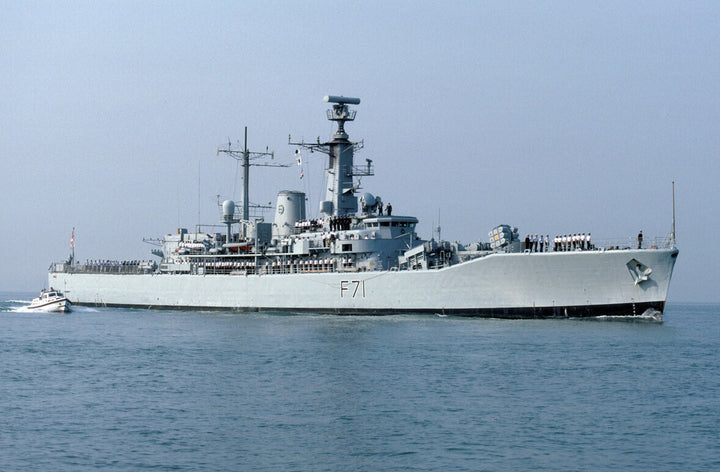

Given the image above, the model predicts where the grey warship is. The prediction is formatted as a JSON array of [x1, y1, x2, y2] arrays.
[[50, 95, 678, 318]]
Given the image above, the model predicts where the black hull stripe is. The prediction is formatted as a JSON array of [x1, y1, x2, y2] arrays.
[[70, 301, 665, 318]]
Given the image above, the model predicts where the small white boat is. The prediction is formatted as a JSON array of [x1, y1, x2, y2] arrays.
[[28, 289, 72, 313]]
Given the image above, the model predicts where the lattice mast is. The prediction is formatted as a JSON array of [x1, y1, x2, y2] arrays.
[[217, 127, 283, 237]]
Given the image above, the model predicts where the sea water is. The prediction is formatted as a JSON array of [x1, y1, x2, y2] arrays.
[[1, 291, 718, 471]]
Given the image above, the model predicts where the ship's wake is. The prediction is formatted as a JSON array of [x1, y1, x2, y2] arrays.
[[594, 308, 663, 323]]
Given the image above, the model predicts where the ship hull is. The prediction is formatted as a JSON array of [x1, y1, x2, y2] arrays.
[[50, 248, 678, 318], [27, 299, 71, 313]]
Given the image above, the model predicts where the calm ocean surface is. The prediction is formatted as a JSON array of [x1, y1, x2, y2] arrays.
[[1, 292, 718, 471]]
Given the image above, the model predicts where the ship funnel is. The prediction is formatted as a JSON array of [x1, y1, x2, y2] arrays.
[[274, 191, 306, 239]]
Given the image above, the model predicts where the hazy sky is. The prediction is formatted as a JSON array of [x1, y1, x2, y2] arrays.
[[1, 1, 718, 302]]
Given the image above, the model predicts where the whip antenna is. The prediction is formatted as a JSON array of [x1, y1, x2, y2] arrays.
[[671, 180, 676, 247]]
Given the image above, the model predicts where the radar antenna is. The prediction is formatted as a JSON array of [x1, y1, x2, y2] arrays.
[[323, 95, 359, 137]]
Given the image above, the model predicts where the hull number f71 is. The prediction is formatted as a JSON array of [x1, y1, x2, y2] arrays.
[[340, 280, 366, 298]]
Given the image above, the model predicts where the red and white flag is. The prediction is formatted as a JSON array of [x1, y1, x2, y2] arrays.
[[71, 228, 75, 248]]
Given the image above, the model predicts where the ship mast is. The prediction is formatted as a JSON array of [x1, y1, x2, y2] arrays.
[[289, 95, 373, 217], [217, 127, 283, 237]]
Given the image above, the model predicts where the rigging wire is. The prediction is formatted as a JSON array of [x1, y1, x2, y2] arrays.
[[232, 158, 240, 201]]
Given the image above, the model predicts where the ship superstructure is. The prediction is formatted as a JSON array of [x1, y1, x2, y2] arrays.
[[50, 95, 678, 318]]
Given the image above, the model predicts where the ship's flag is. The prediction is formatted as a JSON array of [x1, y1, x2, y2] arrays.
[[71, 228, 75, 248], [295, 149, 302, 166], [300, 171, 304, 179]]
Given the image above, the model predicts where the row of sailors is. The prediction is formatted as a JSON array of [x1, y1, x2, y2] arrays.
[[294, 217, 354, 233], [177, 241, 206, 249], [555, 233, 592, 251], [84, 259, 148, 267], [329, 215, 352, 231], [524, 234, 593, 252], [81, 260, 154, 272], [294, 219, 324, 231], [201, 258, 355, 273]]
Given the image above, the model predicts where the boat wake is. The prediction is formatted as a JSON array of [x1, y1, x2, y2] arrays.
[[1, 300, 30, 312], [7, 306, 71, 314], [6, 305, 36, 313]]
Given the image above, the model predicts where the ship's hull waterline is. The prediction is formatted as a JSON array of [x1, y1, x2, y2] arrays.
[[51, 248, 677, 318]]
